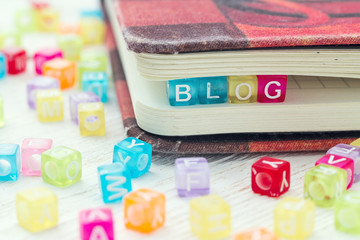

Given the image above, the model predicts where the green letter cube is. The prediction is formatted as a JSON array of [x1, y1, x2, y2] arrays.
[[16, 9, 37, 32], [304, 164, 347, 208], [58, 34, 83, 62], [41, 146, 82, 188], [81, 48, 108, 70], [335, 191, 360, 235]]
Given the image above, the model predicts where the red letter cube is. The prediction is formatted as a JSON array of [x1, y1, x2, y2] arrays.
[[315, 154, 354, 189], [251, 156, 290, 197], [257, 75, 287, 103], [2, 47, 27, 75]]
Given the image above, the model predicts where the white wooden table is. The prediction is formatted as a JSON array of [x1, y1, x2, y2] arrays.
[[0, 1, 360, 239]]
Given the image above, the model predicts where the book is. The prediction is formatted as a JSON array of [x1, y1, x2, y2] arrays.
[[102, 0, 360, 153]]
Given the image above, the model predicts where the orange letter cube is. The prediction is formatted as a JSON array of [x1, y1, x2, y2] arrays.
[[124, 188, 166, 233], [42, 58, 76, 89]]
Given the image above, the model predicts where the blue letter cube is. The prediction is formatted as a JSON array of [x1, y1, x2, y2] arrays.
[[82, 72, 108, 103], [167, 78, 198, 106], [0, 144, 20, 181], [113, 137, 152, 178], [98, 163, 132, 203], [198, 76, 227, 104], [0, 53, 6, 79]]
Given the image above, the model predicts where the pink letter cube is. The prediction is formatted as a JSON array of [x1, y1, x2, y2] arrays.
[[34, 48, 63, 74], [79, 207, 114, 240], [315, 154, 354, 189], [257, 75, 287, 103], [21, 138, 52, 176]]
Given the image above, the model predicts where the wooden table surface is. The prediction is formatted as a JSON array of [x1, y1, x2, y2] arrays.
[[1, 0, 360, 239]]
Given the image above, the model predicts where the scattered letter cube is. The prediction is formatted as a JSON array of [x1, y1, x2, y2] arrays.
[[124, 188, 166, 233], [97, 163, 132, 203], [257, 75, 287, 103], [198, 76, 227, 104], [27, 76, 59, 109], [315, 154, 354, 189], [77, 60, 107, 89], [113, 137, 152, 178], [79, 207, 114, 240], [0, 32, 21, 48], [190, 194, 231, 239], [37, 8, 59, 32], [80, 18, 105, 45], [0, 53, 6, 79], [304, 164, 347, 208], [251, 156, 290, 197], [233, 228, 279, 240], [227, 75, 258, 103], [43, 58, 76, 89], [335, 191, 360, 235], [82, 72, 108, 102], [36, 89, 63, 122], [16, 187, 58, 232], [0, 96, 3, 127], [81, 49, 108, 70], [2, 47, 27, 75], [58, 34, 83, 62], [78, 102, 106, 137], [34, 48, 63, 74], [16, 9, 37, 32], [167, 78, 199, 106], [41, 146, 82, 187], [0, 144, 20, 181], [21, 138, 52, 176], [351, 138, 360, 147], [175, 157, 210, 197], [69, 92, 100, 124], [274, 197, 315, 240]]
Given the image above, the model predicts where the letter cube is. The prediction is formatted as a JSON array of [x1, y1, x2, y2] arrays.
[[58, 34, 83, 61], [16, 9, 37, 32], [198, 76, 227, 104], [227, 75, 257, 103], [0, 96, 3, 128], [175, 157, 210, 197], [78, 60, 107, 89], [0, 32, 21, 48], [257, 75, 287, 103], [79, 207, 114, 240], [304, 164, 347, 208], [36, 89, 63, 122], [21, 138, 52, 176], [80, 48, 108, 70], [69, 92, 100, 124], [327, 144, 360, 183], [315, 154, 354, 189], [167, 78, 199, 106], [190, 194, 231, 239], [0, 144, 20, 181], [251, 156, 290, 197], [37, 8, 59, 32], [58, 23, 80, 35], [0, 52, 7, 79], [27, 76, 59, 109], [34, 48, 63, 74], [124, 188, 166, 233], [41, 146, 82, 187], [335, 191, 360, 235], [2, 47, 27, 75], [82, 72, 108, 102], [16, 187, 58, 232], [113, 137, 152, 178], [79, 18, 105, 45], [97, 163, 132, 203], [81, 9, 104, 20], [274, 197, 315, 240], [233, 228, 279, 240], [78, 102, 106, 137], [351, 138, 360, 147], [43, 58, 76, 89]]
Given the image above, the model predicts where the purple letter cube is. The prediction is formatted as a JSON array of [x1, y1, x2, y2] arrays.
[[69, 92, 100, 124], [34, 48, 63, 74], [79, 207, 114, 240], [327, 144, 360, 183], [175, 157, 210, 197], [27, 76, 59, 109]]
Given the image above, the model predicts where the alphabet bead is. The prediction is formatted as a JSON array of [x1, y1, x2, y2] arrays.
[[34, 48, 63, 74], [69, 92, 100, 124], [274, 197, 315, 240], [79, 207, 114, 240], [2, 47, 27, 75], [257, 75, 287, 103], [335, 191, 360, 235], [0, 96, 3, 128], [79, 18, 105, 45], [82, 72, 108, 102], [36, 89, 63, 122], [27, 76, 59, 109], [41, 146, 82, 187], [78, 60, 107, 90], [351, 138, 360, 147], [43, 58, 76, 89], [16, 187, 58, 232], [304, 164, 346, 208], [190, 195, 231, 239], [198, 76, 227, 104], [58, 34, 83, 62], [0, 52, 7, 79], [21, 138, 52, 176], [78, 102, 106, 137], [0, 144, 20, 181], [97, 163, 132, 203], [228, 75, 257, 103], [167, 79, 199, 106], [80, 48, 108, 70], [175, 157, 210, 197], [37, 8, 59, 32], [16, 9, 37, 32], [124, 188, 166, 233], [0, 32, 21, 49], [251, 157, 290, 197], [113, 137, 152, 178]]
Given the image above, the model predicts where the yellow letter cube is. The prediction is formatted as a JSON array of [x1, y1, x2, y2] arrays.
[[37, 8, 59, 32], [36, 89, 63, 122], [351, 138, 360, 147], [16, 187, 58, 232], [190, 195, 231, 240], [274, 197, 315, 240], [78, 102, 105, 136], [79, 18, 105, 45], [228, 76, 257, 103]]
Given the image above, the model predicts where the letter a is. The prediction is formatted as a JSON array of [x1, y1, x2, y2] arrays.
[[89, 226, 109, 240]]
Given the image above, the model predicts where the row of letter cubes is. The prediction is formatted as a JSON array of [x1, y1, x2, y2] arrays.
[[167, 75, 287, 106]]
